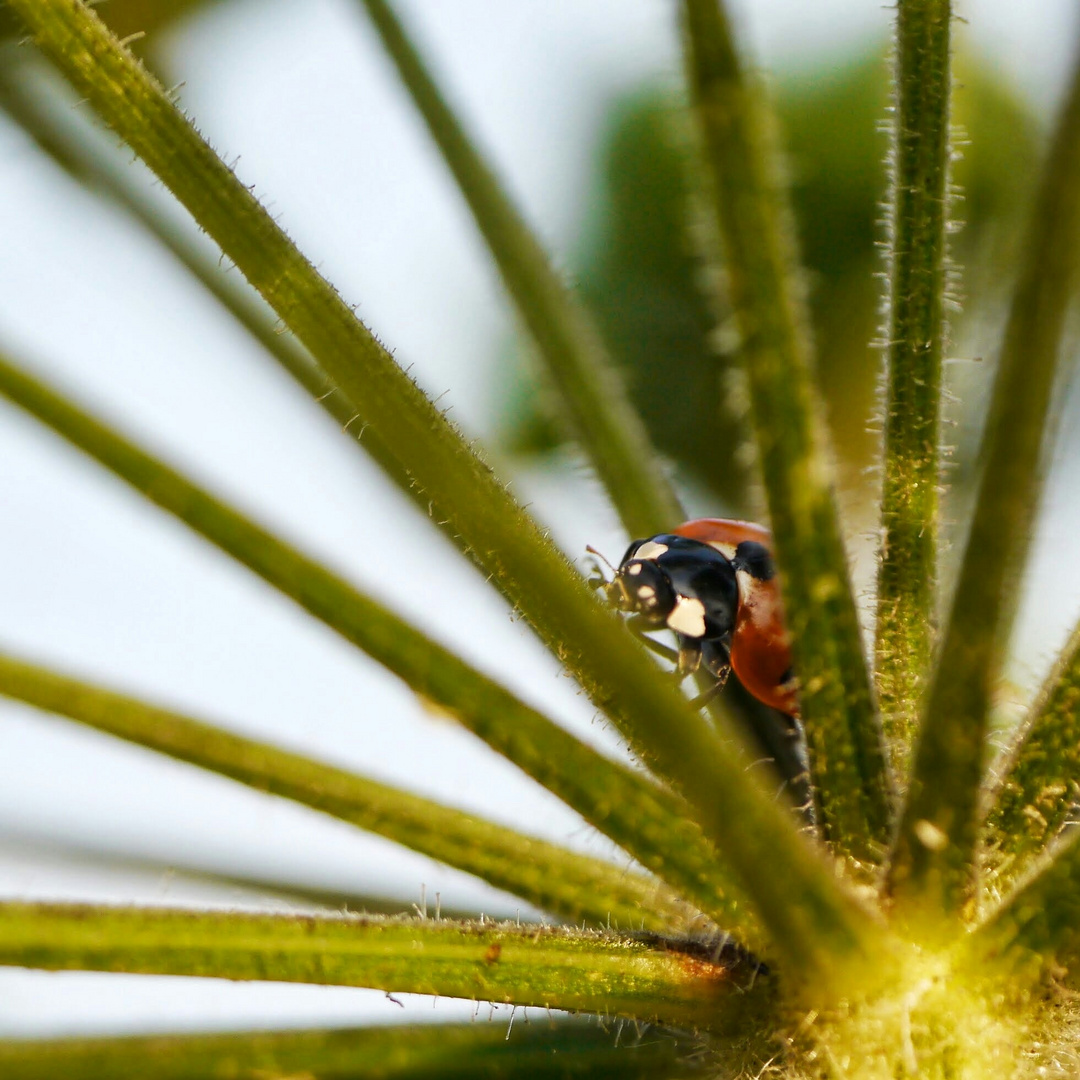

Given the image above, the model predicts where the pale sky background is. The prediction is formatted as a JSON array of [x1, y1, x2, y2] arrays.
[[0, 0, 1078, 1037]]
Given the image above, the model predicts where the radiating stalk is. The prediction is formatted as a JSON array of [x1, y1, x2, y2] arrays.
[[971, 828, 1080, 977], [0, 362, 762, 942], [982, 619, 1080, 883], [0, 826, 501, 918], [0, 346, 883, 987], [0, 902, 773, 1035], [680, 0, 891, 859], [355, 0, 683, 538], [0, 1022, 696, 1080], [875, 0, 952, 768], [0, 651, 687, 932], [7, 0, 890, 987], [890, 36, 1080, 923]]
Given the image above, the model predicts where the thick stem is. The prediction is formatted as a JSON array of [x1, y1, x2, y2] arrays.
[[6, 0, 887, 986], [890, 31, 1080, 922], [0, 652, 689, 932], [355, 0, 683, 537], [0, 902, 773, 1035], [982, 619, 1080, 885], [0, 1022, 696, 1080], [680, 0, 892, 860], [875, 0, 952, 769]]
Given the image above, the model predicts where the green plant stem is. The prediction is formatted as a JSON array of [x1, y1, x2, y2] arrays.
[[680, 0, 891, 860], [875, 0, 951, 767], [0, 387, 763, 940], [889, 34, 1080, 924], [982, 620, 1080, 883], [0, 361, 767, 944], [8, 0, 889, 988], [0, 903, 773, 1035], [0, 351, 881, 991], [0, 826, 501, 919], [0, 651, 687, 932], [970, 828, 1080, 978], [0, 1022, 697, 1080], [355, 0, 683, 538]]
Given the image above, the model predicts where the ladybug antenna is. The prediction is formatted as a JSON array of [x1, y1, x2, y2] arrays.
[[585, 545, 615, 572], [584, 545, 616, 589]]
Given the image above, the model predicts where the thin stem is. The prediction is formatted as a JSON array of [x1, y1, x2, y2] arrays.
[[0, 1022, 696, 1080], [680, 0, 891, 860], [875, 0, 952, 767], [0, 827, 502, 917], [355, 0, 683, 538], [889, 33, 1080, 923], [970, 828, 1080, 978], [0, 651, 685, 932], [0, 363, 760, 943], [0, 902, 773, 1035], [982, 619, 1080, 884], [0, 348, 881, 988], [7, 0, 888, 986], [0, 54, 741, 920]]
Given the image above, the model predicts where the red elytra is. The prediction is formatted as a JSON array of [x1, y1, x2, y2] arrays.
[[672, 518, 798, 716]]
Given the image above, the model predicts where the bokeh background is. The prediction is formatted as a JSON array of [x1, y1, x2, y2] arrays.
[[1, 0, 1079, 1036]]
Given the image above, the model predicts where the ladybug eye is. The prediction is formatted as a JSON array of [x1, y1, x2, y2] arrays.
[[608, 558, 677, 621]]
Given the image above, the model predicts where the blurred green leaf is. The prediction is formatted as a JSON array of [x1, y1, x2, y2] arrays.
[[498, 45, 1038, 509]]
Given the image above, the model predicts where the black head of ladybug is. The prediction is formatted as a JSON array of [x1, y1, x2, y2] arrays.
[[607, 534, 739, 645]]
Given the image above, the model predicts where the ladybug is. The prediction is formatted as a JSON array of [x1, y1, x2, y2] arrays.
[[604, 518, 798, 716]]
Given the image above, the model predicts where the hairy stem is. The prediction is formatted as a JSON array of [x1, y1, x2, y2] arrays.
[[0, 903, 772, 1034], [0, 362, 761, 943], [7, 0, 888, 985], [890, 32, 1080, 923], [680, 0, 891, 860], [971, 828, 1080, 977], [355, 0, 683, 537], [0, 651, 688, 932], [875, 0, 952, 767], [0, 1022, 697, 1080], [982, 619, 1080, 884]]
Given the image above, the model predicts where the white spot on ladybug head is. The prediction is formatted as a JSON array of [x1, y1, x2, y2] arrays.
[[627, 563, 643, 576], [635, 540, 669, 561], [666, 596, 707, 638], [634, 585, 657, 609]]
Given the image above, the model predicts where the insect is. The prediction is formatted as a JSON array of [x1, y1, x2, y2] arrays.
[[597, 518, 799, 716]]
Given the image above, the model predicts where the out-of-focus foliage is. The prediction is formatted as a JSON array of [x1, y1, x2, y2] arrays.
[[499, 45, 1038, 512]]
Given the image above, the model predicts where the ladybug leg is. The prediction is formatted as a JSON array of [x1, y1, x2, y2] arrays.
[[688, 676, 727, 710], [701, 636, 732, 677], [675, 636, 703, 677], [627, 625, 680, 665]]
